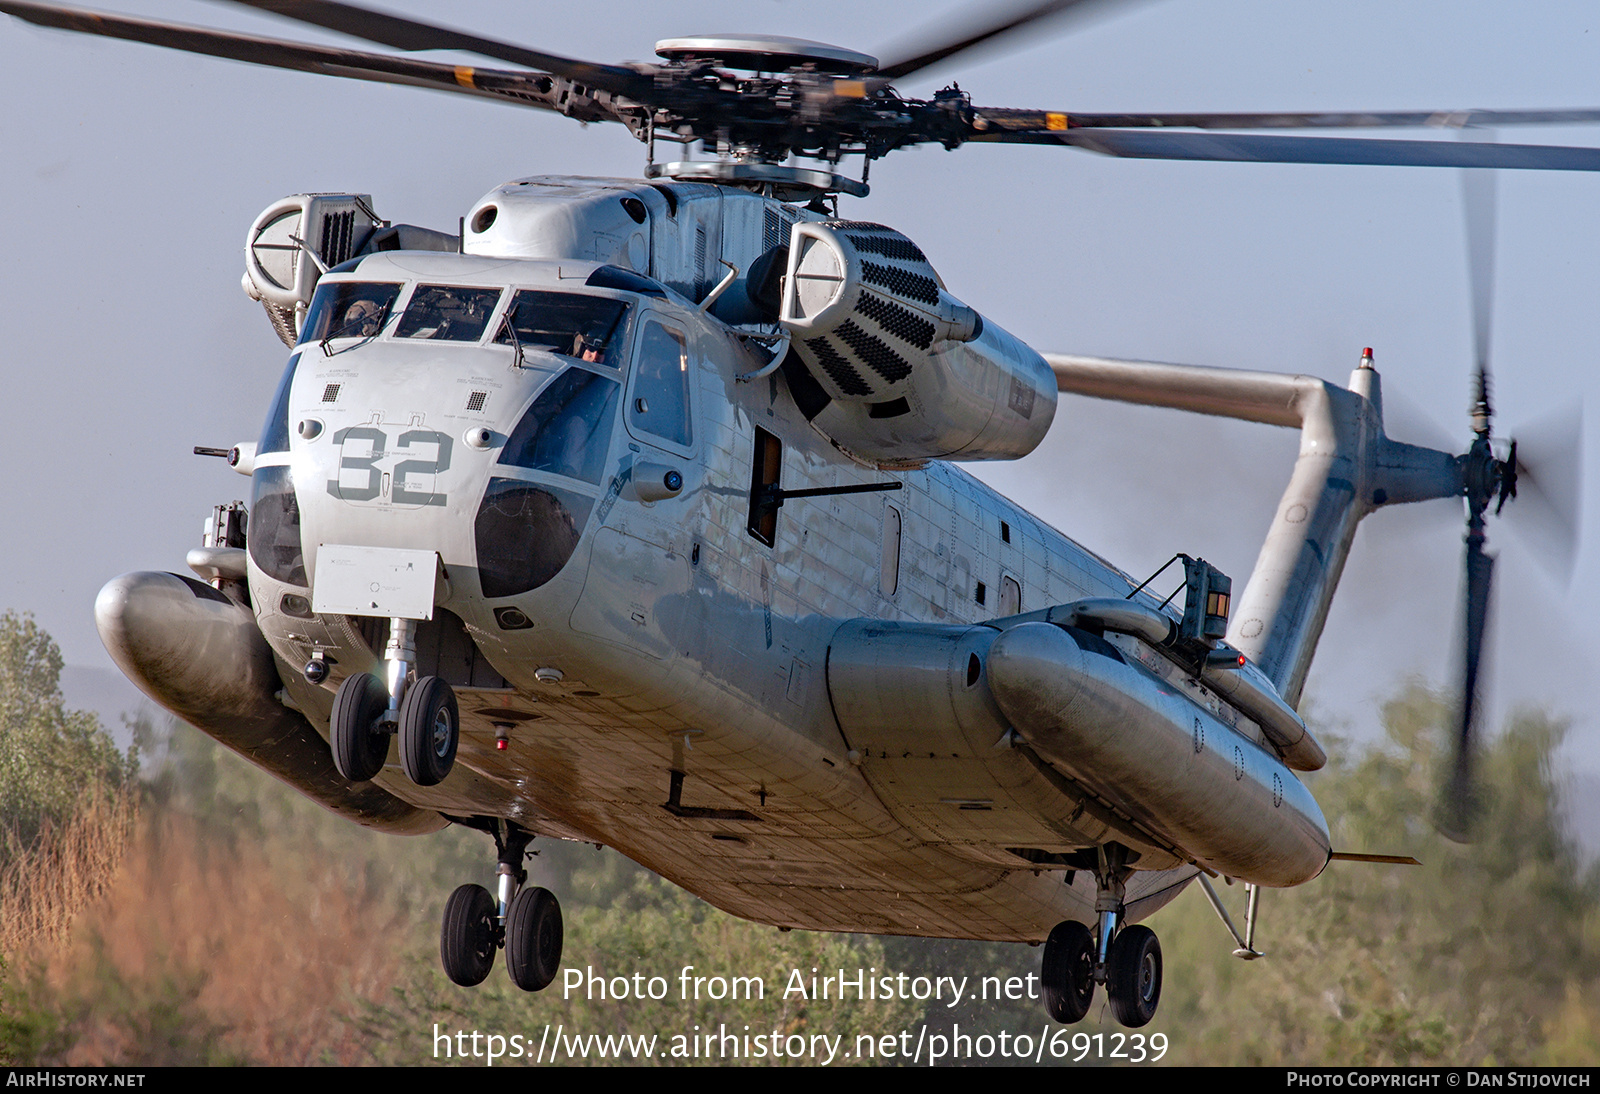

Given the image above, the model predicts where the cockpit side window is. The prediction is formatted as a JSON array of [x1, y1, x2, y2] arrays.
[[494, 291, 629, 364], [396, 285, 503, 342], [629, 320, 693, 448], [498, 367, 620, 486], [298, 281, 401, 344]]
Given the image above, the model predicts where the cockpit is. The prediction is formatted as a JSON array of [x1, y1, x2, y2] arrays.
[[296, 262, 665, 366], [261, 258, 688, 607]]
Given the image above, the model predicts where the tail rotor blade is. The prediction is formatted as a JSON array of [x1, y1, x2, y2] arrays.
[[1437, 534, 1494, 842], [1460, 132, 1498, 390], [1509, 406, 1584, 580]]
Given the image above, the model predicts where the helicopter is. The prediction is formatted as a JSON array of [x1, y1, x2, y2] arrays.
[[3, 0, 1592, 1030]]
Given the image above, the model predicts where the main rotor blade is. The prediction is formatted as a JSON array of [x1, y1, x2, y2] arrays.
[[990, 127, 1600, 172], [1046, 108, 1600, 131], [219, 0, 652, 101], [0, 1, 586, 111], [876, 0, 1129, 81], [1437, 532, 1494, 843]]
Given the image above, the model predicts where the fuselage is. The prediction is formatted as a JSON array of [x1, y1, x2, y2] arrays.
[[240, 232, 1319, 940]]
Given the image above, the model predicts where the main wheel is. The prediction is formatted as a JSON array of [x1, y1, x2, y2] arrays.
[[440, 884, 498, 987], [505, 886, 563, 992], [399, 676, 458, 786], [1041, 920, 1096, 1023], [1106, 924, 1162, 1028], [331, 672, 390, 782]]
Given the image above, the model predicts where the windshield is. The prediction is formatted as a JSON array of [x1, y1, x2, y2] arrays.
[[298, 281, 401, 344], [396, 284, 503, 342], [494, 291, 629, 365]]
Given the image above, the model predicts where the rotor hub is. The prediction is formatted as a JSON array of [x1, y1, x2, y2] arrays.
[[654, 35, 878, 74]]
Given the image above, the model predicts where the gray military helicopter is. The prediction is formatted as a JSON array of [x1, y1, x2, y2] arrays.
[[6, 0, 1588, 1028]]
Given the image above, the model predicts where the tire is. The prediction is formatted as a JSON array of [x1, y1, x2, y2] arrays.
[[399, 676, 458, 787], [505, 886, 563, 992], [440, 883, 497, 987], [331, 672, 390, 782], [1106, 924, 1162, 1028], [1041, 920, 1096, 1023]]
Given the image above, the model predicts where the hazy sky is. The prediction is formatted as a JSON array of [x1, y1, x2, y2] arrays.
[[1, 0, 1596, 777]]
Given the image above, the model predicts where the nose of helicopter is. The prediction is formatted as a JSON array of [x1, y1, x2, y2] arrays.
[[252, 349, 624, 626], [282, 340, 540, 600], [245, 258, 637, 626]]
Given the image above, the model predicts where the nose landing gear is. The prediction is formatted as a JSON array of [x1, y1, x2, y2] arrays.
[[439, 822, 565, 992], [329, 616, 459, 787], [1038, 845, 1164, 1028]]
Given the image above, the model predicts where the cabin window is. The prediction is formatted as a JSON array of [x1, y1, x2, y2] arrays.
[[498, 367, 620, 486], [298, 280, 401, 344], [396, 285, 502, 341], [629, 320, 693, 447], [747, 428, 782, 547], [880, 504, 902, 596], [495, 290, 630, 364], [1000, 575, 1022, 615]]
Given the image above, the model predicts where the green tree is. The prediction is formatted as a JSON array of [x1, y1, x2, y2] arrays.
[[1148, 683, 1600, 1066], [0, 611, 134, 861]]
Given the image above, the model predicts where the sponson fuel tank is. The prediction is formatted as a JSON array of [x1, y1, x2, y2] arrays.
[[95, 571, 443, 834], [985, 622, 1330, 887], [826, 617, 1330, 887]]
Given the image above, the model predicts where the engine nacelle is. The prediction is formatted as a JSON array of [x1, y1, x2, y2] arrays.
[[242, 194, 382, 344], [780, 221, 1057, 466], [242, 194, 459, 346]]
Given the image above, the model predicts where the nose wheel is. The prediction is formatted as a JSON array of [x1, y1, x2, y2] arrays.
[[439, 822, 565, 993], [399, 675, 459, 786], [331, 671, 390, 782]]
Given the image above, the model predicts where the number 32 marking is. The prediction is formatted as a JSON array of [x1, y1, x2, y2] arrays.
[[327, 426, 452, 506]]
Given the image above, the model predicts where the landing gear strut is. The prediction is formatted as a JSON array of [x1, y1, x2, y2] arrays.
[[439, 821, 565, 992], [1039, 844, 1164, 1028], [329, 616, 459, 787]]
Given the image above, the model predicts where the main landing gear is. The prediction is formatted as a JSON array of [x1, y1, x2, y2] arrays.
[[329, 617, 459, 787], [440, 822, 565, 992], [1039, 845, 1163, 1028]]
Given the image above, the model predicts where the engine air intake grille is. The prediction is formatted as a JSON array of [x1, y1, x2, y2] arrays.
[[806, 337, 873, 396], [846, 233, 927, 263], [836, 319, 912, 384], [855, 292, 935, 350], [861, 260, 939, 306]]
